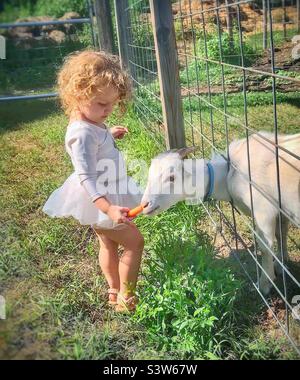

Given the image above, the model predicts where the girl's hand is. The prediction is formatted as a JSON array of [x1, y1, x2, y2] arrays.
[[110, 126, 128, 139], [107, 205, 134, 226]]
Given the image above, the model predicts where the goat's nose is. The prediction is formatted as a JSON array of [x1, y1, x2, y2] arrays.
[[142, 200, 151, 209]]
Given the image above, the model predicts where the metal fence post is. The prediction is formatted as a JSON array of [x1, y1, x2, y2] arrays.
[[0, 35, 5, 60], [149, 0, 186, 149], [94, 0, 115, 53]]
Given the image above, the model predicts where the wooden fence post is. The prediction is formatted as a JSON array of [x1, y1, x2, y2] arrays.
[[149, 0, 186, 149], [225, 0, 234, 51], [262, 0, 268, 50], [282, 0, 287, 41], [297, 0, 300, 33], [114, 0, 130, 70], [94, 0, 115, 53]]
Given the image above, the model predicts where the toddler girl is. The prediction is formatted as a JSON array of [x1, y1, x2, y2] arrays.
[[43, 50, 145, 312]]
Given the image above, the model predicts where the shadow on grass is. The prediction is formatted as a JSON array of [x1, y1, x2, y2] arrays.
[[214, 239, 300, 355], [0, 97, 60, 132], [285, 97, 300, 109], [192, 213, 300, 356]]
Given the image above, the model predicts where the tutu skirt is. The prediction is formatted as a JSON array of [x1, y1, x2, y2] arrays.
[[42, 173, 143, 230]]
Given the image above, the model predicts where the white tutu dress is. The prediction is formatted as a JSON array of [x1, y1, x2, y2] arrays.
[[43, 120, 143, 230]]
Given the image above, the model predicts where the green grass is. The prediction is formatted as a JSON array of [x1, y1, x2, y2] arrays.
[[0, 98, 298, 360]]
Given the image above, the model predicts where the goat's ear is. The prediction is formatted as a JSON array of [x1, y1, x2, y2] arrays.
[[177, 146, 198, 159]]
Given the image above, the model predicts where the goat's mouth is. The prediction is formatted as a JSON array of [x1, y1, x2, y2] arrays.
[[143, 205, 160, 215]]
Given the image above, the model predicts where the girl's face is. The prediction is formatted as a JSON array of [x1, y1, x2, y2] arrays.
[[79, 86, 120, 124]]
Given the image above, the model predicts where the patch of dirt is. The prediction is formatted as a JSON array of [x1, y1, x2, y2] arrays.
[[174, 2, 300, 91], [258, 297, 286, 329], [257, 297, 300, 350], [254, 41, 300, 73], [172, 0, 262, 32], [172, 2, 298, 35], [180, 39, 300, 97]]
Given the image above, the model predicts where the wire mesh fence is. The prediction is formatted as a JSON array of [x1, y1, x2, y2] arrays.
[[0, 1, 95, 100], [124, 0, 165, 147], [122, 0, 300, 355]]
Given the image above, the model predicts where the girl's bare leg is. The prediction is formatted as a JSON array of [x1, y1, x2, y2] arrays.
[[94, 224, 144, 298], [94, 230, 120, 303]]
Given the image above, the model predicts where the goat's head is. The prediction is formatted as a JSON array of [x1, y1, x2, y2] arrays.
[[142, 146, 205, 216]]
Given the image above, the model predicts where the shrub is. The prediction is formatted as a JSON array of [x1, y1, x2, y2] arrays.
[[197, 30, 257, 67], [0, 0, 88, 22], [130, 202, 240, 359], [34, 0, 88, 18], [133, 232, 239, 358]]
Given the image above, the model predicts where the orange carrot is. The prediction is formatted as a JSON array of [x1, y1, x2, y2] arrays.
[[127, 205, 144, 218]]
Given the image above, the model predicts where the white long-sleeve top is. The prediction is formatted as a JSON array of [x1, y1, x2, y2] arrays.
[[65, 120, 126, 202]]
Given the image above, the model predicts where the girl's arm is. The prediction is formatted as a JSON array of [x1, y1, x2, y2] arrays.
[[67, 127, 102, 201], [67, 128, 132, 225], [93, 196, 111, 213]]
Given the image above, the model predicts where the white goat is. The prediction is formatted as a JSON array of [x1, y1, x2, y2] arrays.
[[141, 131, 300, 295]]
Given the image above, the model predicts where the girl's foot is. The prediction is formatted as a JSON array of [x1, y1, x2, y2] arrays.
[[108, 288, 119, 306], [115, 293, 139, 313]]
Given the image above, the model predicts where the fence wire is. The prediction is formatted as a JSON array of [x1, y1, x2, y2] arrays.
[[0, 1, 95, 100], [123, 0, 300, 355]]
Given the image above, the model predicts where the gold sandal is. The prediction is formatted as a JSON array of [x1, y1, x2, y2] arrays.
[[107, 288, 119, 306], [115, 293, 139, 313]]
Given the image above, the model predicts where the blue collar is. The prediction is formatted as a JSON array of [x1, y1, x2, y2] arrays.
[[204, 162, 214, 201]]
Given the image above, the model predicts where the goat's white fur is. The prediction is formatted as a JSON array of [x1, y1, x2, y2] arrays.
[[142, 131, 300, 295]]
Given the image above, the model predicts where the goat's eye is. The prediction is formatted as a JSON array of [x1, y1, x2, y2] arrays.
[[169, 175, 175, 182]]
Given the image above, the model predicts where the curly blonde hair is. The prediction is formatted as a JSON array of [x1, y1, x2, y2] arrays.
[[57, 50, 132, 116]]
